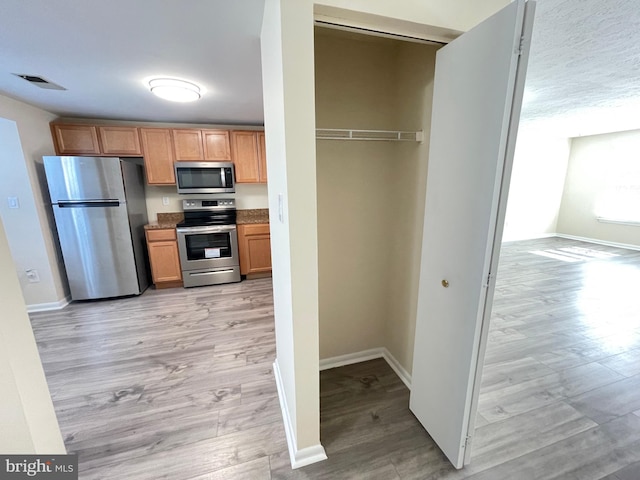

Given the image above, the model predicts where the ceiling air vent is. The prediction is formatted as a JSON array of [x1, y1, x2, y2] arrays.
[[12, 74, 66, 90]]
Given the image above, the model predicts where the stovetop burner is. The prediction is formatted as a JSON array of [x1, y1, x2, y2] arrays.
[[176, 198, 237, 228]]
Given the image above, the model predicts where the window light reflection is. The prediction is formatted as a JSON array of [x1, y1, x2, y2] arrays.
[[577, 261, 640, 352]]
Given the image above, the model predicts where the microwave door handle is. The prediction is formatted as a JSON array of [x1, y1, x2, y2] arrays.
[[220, 167, 226, 188]]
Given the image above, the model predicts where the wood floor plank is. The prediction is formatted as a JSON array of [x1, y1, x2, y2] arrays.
[[613, 460, 640, 480], [187, 456, 272, 480], [480, 356, 555, 393], [567, 374, 640, 424], [478, 362, 624, 423], [465, 414, 640, 480], [598, 348, 640, 377]]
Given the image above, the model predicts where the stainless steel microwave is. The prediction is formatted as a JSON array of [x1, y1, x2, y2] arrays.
[[174, 162, 235, 194]]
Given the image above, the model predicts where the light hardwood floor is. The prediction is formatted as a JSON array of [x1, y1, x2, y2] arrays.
[[30, 237, 640, 479]]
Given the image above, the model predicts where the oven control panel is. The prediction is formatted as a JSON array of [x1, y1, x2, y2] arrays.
[[183, 198, 235, 211]]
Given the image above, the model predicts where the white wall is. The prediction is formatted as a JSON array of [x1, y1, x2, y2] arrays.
[[262, 0, 320, 462], [315, 29, 437, 373], [315, 0, 510, 39], [0, 95, 68, 308], [0, 217, 65, 453], [315, 30, 399, 360], [502, 129, 571, 241], [261, 0, 510, 467], [557, 129, 640, 247], [385, 41, 437, 373]]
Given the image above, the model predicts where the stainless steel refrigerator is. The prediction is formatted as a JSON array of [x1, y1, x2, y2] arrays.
[[43, 156, 150, 300]]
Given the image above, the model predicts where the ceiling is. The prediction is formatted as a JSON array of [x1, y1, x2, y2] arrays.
[[1, 0, 639, 137], [0, 0, 266, 125], [522, 0, 640, 137]]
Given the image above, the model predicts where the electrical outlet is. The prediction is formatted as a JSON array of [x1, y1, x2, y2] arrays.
[[25, 269, 40, 283], [162, 196, 170, 206], [278, 193, 284, 223], [7, 196, 19, 209]]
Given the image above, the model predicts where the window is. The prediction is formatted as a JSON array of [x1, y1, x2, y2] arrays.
[[594, 142, 640, 224]]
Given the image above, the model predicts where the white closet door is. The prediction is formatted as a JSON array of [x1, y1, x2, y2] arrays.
[[409, 0, 535, 469]]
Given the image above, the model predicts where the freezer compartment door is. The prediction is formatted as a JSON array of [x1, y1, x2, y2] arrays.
[[52, 203, 141, 300], [44, 156, 126, 202]]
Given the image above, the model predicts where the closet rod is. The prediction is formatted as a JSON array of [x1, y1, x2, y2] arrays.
[[316, 128, 424, 142]]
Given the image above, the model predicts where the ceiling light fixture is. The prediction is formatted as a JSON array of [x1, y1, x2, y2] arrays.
[[148, 78, 201, 102]]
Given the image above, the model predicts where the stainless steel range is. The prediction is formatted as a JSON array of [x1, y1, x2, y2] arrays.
[[176, 199, 241, 287]]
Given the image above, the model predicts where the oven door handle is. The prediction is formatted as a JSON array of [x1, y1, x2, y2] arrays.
[[189, 269, 237, 277], [176, 225, 237, 234]]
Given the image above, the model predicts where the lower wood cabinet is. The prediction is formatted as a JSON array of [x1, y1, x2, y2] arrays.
[[145, 228, 183, 288], [238, 223, 272, 275]]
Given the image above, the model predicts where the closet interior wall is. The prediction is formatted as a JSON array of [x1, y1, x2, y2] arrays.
[[315, 27, 438, 374]]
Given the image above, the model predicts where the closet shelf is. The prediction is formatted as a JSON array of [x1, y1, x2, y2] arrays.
[[316, 128, 424, 142]]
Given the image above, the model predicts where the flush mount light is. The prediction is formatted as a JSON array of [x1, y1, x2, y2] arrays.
[[148, 78, 201, 102]]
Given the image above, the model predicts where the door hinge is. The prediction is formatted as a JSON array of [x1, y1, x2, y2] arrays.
[[484, 272, 493, 287], [516, 36, 525, 56], [464, 435, 472, 448]]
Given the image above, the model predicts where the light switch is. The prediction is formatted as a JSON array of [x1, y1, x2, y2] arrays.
[[278, 193, 284, 223], [7, 196, 19, 209]]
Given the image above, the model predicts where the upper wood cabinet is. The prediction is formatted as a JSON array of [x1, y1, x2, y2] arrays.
[[51, 124, 142, 157], [50, 121, 264, 186], [51, 124, 101, 155], [172, 129, 231, 161], [203, 130, 232, 160], [98, 126, 142, 156], [257, 131, 267, 182], [140, 128, 176, 185], [231, 131, 267, 184], [172, 129, 204, 160]]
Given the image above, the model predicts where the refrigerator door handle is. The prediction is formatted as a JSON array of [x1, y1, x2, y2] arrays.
[[57, 200, 121, 208]]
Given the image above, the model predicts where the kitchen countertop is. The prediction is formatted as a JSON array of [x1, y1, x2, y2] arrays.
[[144, 212, 183, 230], [236, 209, 269, 225], [144, 209, 269, 230]]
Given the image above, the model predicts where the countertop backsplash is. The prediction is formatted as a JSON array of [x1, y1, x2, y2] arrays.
[[145, 209, 269, 230], [145, 183, 268, 222]]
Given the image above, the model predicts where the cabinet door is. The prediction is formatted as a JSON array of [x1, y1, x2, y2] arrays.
[[51, 124, 100, 155], [140, 128, 176, 184], [147, 239, 182, 283], [231, 131, 260, 183], [257, 131, 267, 183], [173, 129, 204, 160], [203, 130, 231, 160], [98, 126, 142, 156], [238, 224, 272, 275]]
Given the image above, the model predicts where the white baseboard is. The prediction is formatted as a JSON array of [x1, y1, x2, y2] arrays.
[[27, 296, 70, 313], [501, 232, 556, 243], [319, 348, 412, 390], [319, 348, 385, 371], [273, 360, 327, 469], [381, 348, 412, 389], [555, 233, 640, 251]]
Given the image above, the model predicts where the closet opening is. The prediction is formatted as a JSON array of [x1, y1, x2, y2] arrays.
[[314, 23, 440, 458]]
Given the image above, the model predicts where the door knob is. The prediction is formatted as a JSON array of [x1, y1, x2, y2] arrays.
[[442, 279, 449, 288]]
